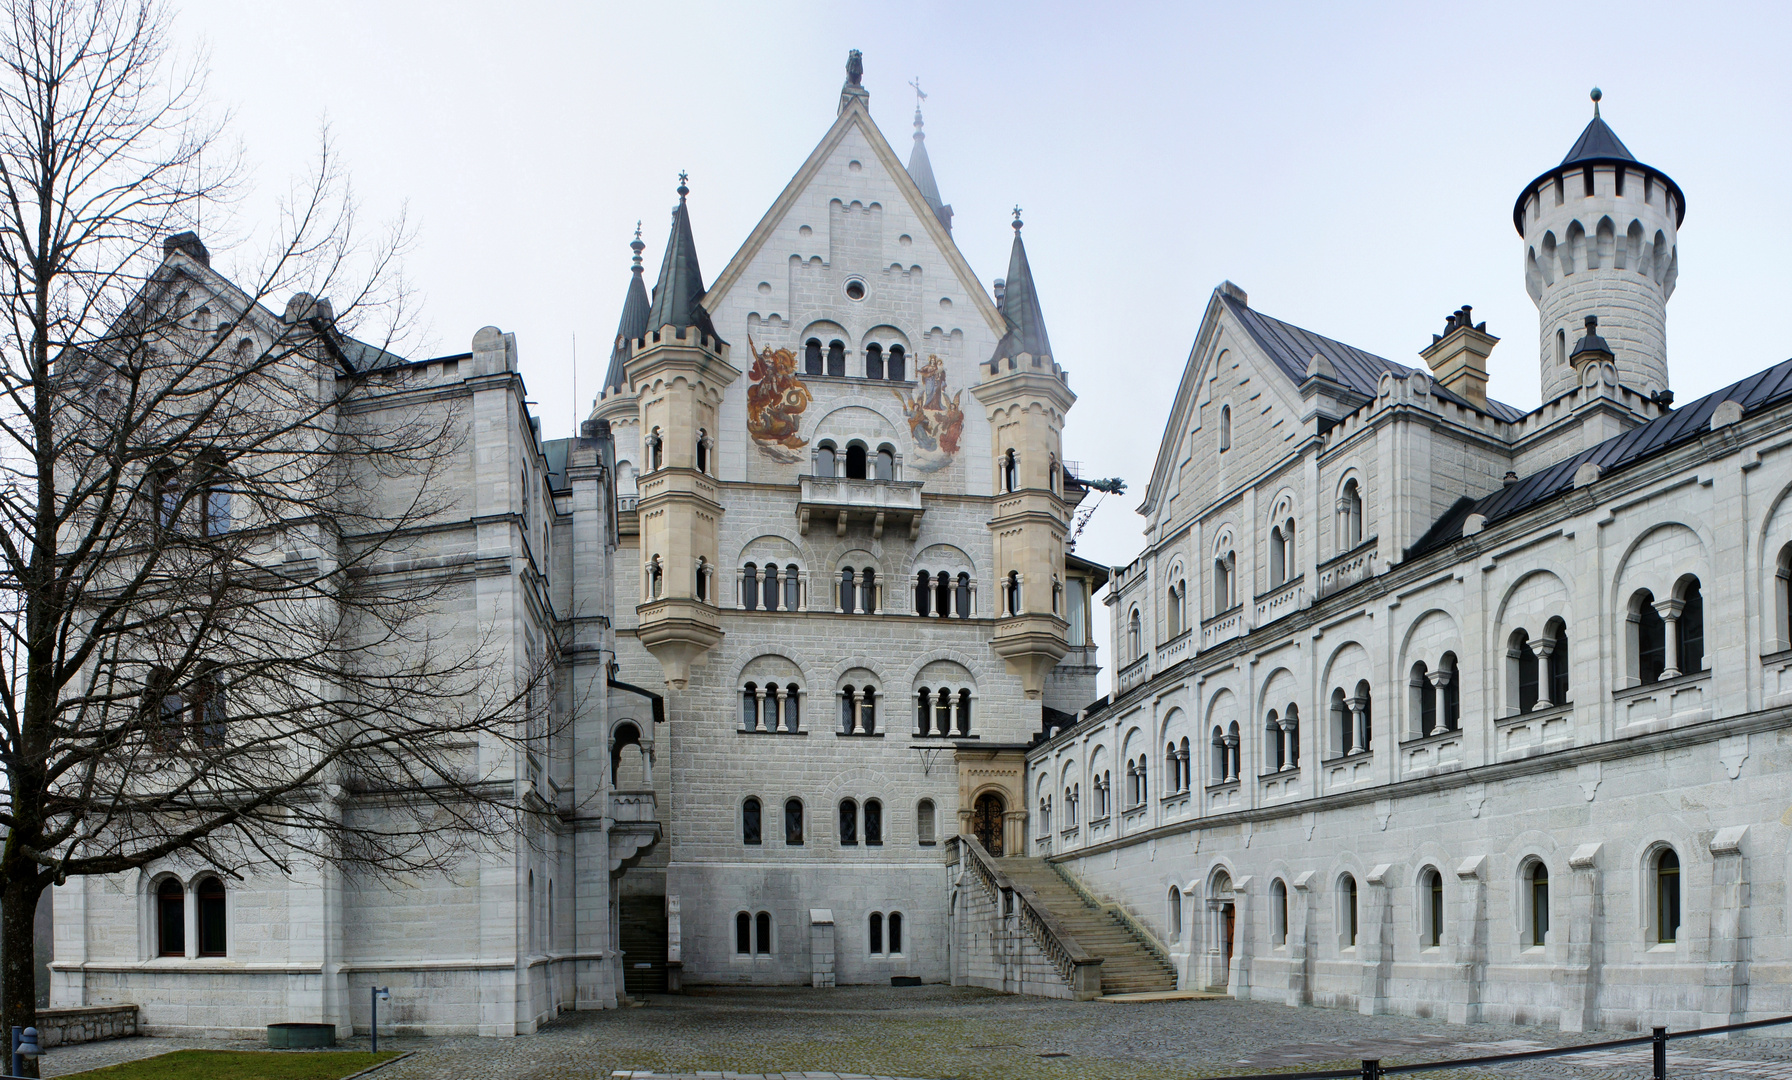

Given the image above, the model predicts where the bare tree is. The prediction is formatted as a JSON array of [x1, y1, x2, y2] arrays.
[[0, 0, 547, 1049]]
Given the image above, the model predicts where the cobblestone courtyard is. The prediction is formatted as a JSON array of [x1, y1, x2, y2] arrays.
[[37, 987, 1792, 1080]]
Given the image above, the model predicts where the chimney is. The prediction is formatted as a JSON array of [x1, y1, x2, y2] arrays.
[[162, 231, 210, 267], [1418, 304, 1498, 407], [993, 278, 1006, 312]]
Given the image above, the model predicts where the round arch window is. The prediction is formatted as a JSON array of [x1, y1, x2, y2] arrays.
[[844, 278, 867, 301]]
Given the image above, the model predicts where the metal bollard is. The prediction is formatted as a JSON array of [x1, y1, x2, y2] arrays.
[[1653, 1026, 1668, 1080]]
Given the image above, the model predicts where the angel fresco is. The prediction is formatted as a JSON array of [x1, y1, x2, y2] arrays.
[[893, 354, 964, 473], [746, 337, 813, 464]]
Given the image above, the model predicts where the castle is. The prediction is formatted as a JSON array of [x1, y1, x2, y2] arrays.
[[46, 58, 1788, 1040]]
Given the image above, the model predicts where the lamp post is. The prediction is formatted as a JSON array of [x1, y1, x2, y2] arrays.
[[10, 1025, 40, 1078], [369, 987, 389, 1053]]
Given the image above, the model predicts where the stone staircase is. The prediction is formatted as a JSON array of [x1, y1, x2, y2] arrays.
[[999, 857, 1178, 996]]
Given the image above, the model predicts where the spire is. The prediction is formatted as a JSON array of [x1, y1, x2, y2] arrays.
[[603, 223, 651, 395], [1513, 89, 1684, 234], [906, 79, 953, 234], [1560, 90, 1636, 167], [989, 208, 1053, 366], [644, 174, 721, 343]]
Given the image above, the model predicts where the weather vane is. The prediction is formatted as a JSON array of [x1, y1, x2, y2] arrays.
[[910, 77, 926, 104]]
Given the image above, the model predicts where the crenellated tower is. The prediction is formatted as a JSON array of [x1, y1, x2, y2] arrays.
[[625, 178, 738, 690], [1516, 89, 1684, 401], [973, 212, 1075, 699]]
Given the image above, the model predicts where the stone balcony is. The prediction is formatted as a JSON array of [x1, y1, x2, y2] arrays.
[[609, 789, 661, 874], [1254, 575, 1304, 628], [1318, 540, 1378, 599], [798, 475, 925, 539], [1200, 605, 1245, 651]]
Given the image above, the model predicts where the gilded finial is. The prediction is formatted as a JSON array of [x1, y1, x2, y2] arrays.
[[1011, 205, 1023, 231], [630, 221, 644, 271], [1590, 86, 1602, 119], [676, 172, 689, 200]]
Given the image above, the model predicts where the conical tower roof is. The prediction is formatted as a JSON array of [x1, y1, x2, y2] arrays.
[[603, 224, 651, 395], [1513, 90, 1684, 234], [989, 211, 1053, 365], [645, 175, 722, 343], [907, 104, 953, 233]]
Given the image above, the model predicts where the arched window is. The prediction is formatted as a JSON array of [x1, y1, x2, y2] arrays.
[[1218, 404, 1232, 452], [916, 799, 936, 845], [1341, 874, 1359, 948], [783, 567, 800, 611], [1512, 629, 1539, 713], [839, 567, 856, 613], [1422, 868, 1443, 948], [1005, 571, 1021, 616], [1527, 862, 1550, 946], [1225, 720, 1241, 781], [956, 573, 972, 618], [1329, 687, 1350, 756], [1128, 608, 1142, 658], [696, 428, 709, 474], [1168, 886, 1183, 943], [888, 911, 903, 953], [874, 445, 895, 481], [755, 911, 772, 954], [1165, 742, 1179, 793], [200, 459, 232, 536], [804, 338, 823, 375], [826, 339, 846, 377], [742, 797, 762, 844], [1556, 328, 1567, 367], [741, 563, 760, 611], [1412, 661, 1436, 736], [868, 911, 884, 954], [696, 557, 710, 602], [1002, 449, 1018, 492], [914, 571, 932, 617], [1166, 582, 1181, 638], [157, 877, 185, 957], [1270, 879, 1289, 946], [1353, 680, 1373, 753], [865, 343, 884, 380], [1655, 848, 1681, 944], [1213, 551, 1235, 613], [1266, 710, 1284, 770], [197, 876, 227, 956], [1210, 726, 1226, 783], [1546, 625, 1570, 705], [958, 689, 973, 734], [845, 443, 868, 480], [860, 568, 877, 614], [1339, 479, 1363, 548], [648, 555, 663, 599], [815, 442, 837, 477], [741, 682, 760, 730], [759, 564, 778, 610], [1439, 653, 1460, 730], [839, 799, 858, 845], [1633, 589, 1666, 684], [1678, 578, 1704, 675], [888, 345, 906, 381], [1284, 704, 1301, 766], [1269, 524, 1287, 585], [784, 799, 803, 845], [736, 911, 753, 954], [194, 667, 226, 749], [647, 428, 663, 471], [1178, 736, 1191, 791], [144, 666, 182, 751], [864, 799, 883, 846]]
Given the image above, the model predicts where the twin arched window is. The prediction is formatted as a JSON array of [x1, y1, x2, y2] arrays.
[[1630, 577, 1704, 685], [741, 681, 801, 732], [1329, 682, 1372, 757], [156, 875, 227, 957], [1265, 705, 1300, 771], [1125, 755, 1149, 807], [862, 343, 907, 381], [1208, 722, 1240, 784], [839, 684, 878, 734], [1164, 737, 1191, 793], [736, 910, 773, 954], [1269, 517, 1296, 586], [838, 566, 878, 613], [741, 562, 800, 611], [1411, 654, 1461, 735], [868, 910, 903, 954], [837, 798, 884, 845], [1092, 770, 1112, 819]]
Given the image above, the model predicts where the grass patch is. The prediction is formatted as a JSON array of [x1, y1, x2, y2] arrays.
[[61, 1049, 402, 1080]]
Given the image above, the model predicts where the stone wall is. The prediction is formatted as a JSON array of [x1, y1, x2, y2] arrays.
[[36, 1004, 136, 1048]]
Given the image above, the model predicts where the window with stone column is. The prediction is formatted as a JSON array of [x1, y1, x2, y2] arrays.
[[836, 670, 880, 736], [739, 656, 804, 733]]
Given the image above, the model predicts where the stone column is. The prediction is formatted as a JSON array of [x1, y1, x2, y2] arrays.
[[1223, 731, 1240, 782], [1655, 598, 1684, 679], [1349, 696, 1369, 754], [1531, 639, 1556, 709], [1450, 855, 1488, 1025], [1230, 875, 1254, 1001], [752, 685, 767, 732], [1427, 669, 1453, 733], [1558, 843, 1604, 1033], [773, 686, 788, 733], [1287, 871, 1314, 1007], [1358, 864, 1394, 1015], [1702, 826, 1749, 1027], [849, 689, 864, 735]]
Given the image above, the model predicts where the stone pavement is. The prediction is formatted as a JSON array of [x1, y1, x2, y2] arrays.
[[34, 986, 1792, 1080]]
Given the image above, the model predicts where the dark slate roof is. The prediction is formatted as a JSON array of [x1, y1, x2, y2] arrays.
[[906, 108, 952, 233], [1560, 116, 1635, 166], [542, 438, 570, 494], [645, 189, 721, 343], [604, 234, 651, 395], [1409, 356, 1792, 559], [990, 225, 1053, 364], [337, 333, 407, 373], [1218, 292, 1527, 423]]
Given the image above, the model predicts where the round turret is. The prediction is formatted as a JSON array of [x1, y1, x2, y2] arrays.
[[1516, 92, 1684, 401]]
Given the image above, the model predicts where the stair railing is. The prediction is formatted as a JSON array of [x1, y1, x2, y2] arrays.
[[1050, 860, 1175, 973], [951, 834, 1104, 999]]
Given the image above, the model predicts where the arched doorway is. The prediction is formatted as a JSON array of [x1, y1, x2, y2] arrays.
[[972, 792, 1005, 856], [1208, 871, 1236, 991]]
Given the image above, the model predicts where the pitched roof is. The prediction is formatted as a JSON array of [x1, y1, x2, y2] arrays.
[[645, 184, 721, 343], [1409, 356, 1792, 559], [990, 223, 1053, 364], [604, 229, 651, 394], [1560, 116, 1636, 166], [906, 106, 952, 233], [1218, 292, 1527, 422]]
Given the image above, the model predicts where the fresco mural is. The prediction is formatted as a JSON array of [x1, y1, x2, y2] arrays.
[[893, 354, 964, 473], [746, 338, 813, 463]]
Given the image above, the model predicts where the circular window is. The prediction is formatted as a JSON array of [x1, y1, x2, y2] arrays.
[[844, 279, 867, 301]]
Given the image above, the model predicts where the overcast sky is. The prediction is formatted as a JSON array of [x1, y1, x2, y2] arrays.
[[176, 0, 1792, 686]]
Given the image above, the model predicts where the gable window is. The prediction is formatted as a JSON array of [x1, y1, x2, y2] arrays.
[[1218, 404, 1231, 452]]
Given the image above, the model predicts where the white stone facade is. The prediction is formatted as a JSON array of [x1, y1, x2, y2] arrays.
[[1027, 110, 1787, 1033]]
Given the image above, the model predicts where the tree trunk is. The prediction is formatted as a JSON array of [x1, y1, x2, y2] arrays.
[[1, 872, 45, 1078]]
